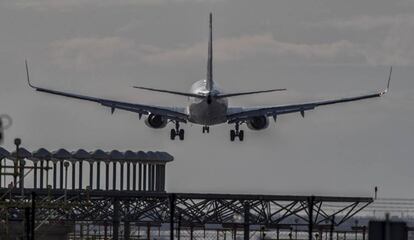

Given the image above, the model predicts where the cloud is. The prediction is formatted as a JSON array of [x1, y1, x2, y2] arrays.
[[50, 31, 414, 69], [142, 33, 362, 64], [50, 37, 135, 70], [321, 15, 414, 31], [50, 34, 361, 69], [306, 14, 414, 65]]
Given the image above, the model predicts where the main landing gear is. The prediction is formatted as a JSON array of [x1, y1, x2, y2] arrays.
[[202, 126, 210, 133], [170, 122, 184, 141], [230, 122, 244, 142]]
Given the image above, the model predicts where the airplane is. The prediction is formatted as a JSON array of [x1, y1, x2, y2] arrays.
[[26, 13, 392, 142]]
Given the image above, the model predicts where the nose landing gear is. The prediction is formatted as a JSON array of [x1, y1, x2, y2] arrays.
[[230, 122, 244, 141], [202, 126, 210, 133], [170, 122, 184, 140]]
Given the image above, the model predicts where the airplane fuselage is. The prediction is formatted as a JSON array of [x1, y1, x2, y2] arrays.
[[187, 80, 228, 125]]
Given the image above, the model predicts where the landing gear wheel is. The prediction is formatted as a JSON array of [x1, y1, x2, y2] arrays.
[[238, 130, 244, 141], [179, 129, 185, 140], [202, 126, 210, 133], [230, 130, 236, 141], [170, 129, 176, 140], [230, 122, 245, 142], [170, 121, 184, 141]]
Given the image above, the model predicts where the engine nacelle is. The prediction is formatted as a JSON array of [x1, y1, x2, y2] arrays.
[[247, 116, 269, 131], [145, 114, 167, 129]]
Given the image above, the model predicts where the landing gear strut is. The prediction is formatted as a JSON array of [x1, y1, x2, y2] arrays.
[[230, 122, 244, 141], [202, 126, 210, 133], [170, 122, 184, 140]]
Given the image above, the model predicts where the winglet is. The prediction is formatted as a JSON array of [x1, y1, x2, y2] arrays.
[[381, 66, 392, 95], [25, 59, 36, 89]]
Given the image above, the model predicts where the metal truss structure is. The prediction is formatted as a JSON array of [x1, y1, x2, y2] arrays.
[[0, 188, 372, 240]]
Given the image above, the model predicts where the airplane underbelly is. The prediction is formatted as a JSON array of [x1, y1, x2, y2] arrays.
[[188, 100, 227, 125]]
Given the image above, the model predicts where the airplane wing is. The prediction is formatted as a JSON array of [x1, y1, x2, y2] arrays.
[[25, 62, 188, 123], [227, 68, 392, 124]]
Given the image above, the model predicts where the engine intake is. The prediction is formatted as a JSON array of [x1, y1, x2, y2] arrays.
[[247, 116, 269, 130], [145, 114, 167, 129]]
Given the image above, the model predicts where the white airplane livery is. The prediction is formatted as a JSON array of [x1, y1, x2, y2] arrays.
[[27, 13, 392, 141]]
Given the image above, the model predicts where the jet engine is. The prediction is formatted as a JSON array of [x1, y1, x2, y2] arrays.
[[247, 116, 269, 130], [145, 114, 168, 129]]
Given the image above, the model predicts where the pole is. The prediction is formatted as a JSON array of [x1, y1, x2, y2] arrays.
[[78, 161, 83, 189], [244, 201, 250, 240], [40, 160, 44, 189], [113, 198, 120, 240], [133, 163, 137, 191], [385, 213, 391, 240], [127, 162, 131, 191], [45, 160, 49, 188], [33, 162, 37, 189], [329, 216, 335, 240], [89, 161, 93, 189], [147, 223, 151, 240], [20, 159, 25, 197], [120, 162, 124, 190], [124, 220, 130, 240], [53, 162, 57, 189], [113, 162, 117, 190], [59, 160, 64, 189], [354, 220, 358, 240], [177, 214, 181, 240], [125, 201, 131, 240], [139, 164, 142, 190], [170, 194, 176, 240], [96, 161, 101, 190], [14, 138, 20, 188], [308, 196, 314, 240], [72, 162, 76, 190], [105, 162, 109, 190], [25, 207, 30, 240], [276, 225, 279, 240], [30, 192, 36, 240], [64, 162, 69, 201], [362, 226, 366, 240], [143, 164, 147, 191]]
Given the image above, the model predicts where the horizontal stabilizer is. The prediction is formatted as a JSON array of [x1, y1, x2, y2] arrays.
[[133, 86, 204, 98], [216, 88, 286, 99]]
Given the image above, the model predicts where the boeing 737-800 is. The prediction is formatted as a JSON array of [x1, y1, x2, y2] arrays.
[[26, 13, 391, 141]]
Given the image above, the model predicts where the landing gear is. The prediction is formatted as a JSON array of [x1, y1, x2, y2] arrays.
[[170, 122, 184, 141], [202, 126, 210, 133], [230, 123, 244, 142], [179, 129, 184, 140]]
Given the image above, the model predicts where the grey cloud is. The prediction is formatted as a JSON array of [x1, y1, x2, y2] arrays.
[[50, 37, 136, 70], [49, 34, 362, 69], [142, 34, 361, 64], [320, 15, 414, 30]]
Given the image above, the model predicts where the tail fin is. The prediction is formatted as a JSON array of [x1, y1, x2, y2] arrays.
[[206, 12, 213, 91]]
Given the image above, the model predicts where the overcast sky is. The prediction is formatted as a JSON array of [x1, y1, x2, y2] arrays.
[[1, 0, 414, 198]]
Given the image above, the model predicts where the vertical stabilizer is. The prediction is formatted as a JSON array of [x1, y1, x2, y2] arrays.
[[206, 13, 213, 91]]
